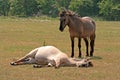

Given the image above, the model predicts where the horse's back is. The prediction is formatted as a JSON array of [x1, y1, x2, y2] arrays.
[[81, 17, 96, 36], [82, 17, 96, 27]]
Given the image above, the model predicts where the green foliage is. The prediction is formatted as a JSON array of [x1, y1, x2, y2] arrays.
[[69, 0, 101, 16], [69, 0, 93, 16], [37, 0, 58, 17], [0, 0, 10, 16], [24, 0, 38, 16], [56, 0, 71, 10], [0, 0, 119, 20], [10, 0, 24, 16], [99, 0, 120, 20], [10, 0, 38, 17]]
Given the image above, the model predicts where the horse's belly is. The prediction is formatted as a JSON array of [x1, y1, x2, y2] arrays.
[[34, 46, 60, 64], [34, 54, 48, 64], [69, 30, 80, 37], [35, 52, 54, 64]]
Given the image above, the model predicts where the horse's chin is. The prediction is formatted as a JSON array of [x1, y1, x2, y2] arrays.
[[60, 29, 64, 32]]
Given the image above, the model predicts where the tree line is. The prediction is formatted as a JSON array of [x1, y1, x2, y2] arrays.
[[0, 0, 119, 20]]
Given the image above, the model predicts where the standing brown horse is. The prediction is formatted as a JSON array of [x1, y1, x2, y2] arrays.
[[59, 10, 96, 58]]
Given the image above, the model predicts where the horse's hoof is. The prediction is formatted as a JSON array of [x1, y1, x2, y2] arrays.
[[86, 54, 89, 57], [78, 56, 81, 58], [47, 63, 53, 67], [88, 62, 93, 67], [54, 66, 59, 69], [90, 53, 93, 57], [10, 62, 17, 66], [77, 64, 86, 67], [33, 64, 42, 68]]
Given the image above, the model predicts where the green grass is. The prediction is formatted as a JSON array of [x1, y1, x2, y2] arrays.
[[0, 19, 120, 80]]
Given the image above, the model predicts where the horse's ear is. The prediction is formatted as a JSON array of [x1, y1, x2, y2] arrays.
[[66, 10, 75, 16], [59, 9, 67, 17], [66, 12, 69, 15], [66, 10, 72, 16]]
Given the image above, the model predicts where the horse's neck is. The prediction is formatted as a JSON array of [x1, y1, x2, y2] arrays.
[[68, 16, 84, 33], [68, 58, 77, 66], [68, 16, 83, 27]]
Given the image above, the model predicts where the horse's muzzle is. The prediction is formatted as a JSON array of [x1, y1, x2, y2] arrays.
[[59, 26, 64, 32]]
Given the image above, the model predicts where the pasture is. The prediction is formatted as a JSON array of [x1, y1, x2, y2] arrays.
[[0, 18, 120, 80]]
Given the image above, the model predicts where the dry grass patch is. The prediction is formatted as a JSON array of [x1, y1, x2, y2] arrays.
[[0, 19, 120, 80]]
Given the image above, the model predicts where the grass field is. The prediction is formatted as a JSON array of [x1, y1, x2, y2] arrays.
[[0, 18, 120, 80]]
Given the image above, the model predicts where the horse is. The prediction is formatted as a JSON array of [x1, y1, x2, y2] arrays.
[[10, 46, 93, 68], [59, 10, 96, 58]]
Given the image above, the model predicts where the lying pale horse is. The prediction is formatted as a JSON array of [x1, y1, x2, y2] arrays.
[[10, 46, 93, 68]]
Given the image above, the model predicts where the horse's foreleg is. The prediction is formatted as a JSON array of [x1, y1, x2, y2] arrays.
[[78, 38, 81, 58], [71, 37, 74, 57], [84, 38, 89, 56]]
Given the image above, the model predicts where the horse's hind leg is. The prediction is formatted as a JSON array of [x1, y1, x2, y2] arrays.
[[71, 37, 75, 57], [78, 38, 82, 58], [10, 48, 38, 65], [90, 40, 94, 56], [10, 56, 30, 65], [84, 38, 89, 56], [90, 34, 96, 56]]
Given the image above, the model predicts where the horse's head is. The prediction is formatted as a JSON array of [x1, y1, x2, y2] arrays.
[[76, 58, 93, 67], [59, 10, 70, 32]]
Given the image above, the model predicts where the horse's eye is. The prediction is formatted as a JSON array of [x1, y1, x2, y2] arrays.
[[59, 18, 65, 21], [60, 14, 64, 17]]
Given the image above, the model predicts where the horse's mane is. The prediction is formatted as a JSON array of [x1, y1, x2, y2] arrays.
[[59, 10, 80, 17]]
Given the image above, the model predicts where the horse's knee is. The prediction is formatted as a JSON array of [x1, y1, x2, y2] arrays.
[[54, 59, 60, 68]]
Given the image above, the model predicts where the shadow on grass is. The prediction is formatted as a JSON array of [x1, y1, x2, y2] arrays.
[[75, 56, 102, 60], [91, 56, 102, 60]]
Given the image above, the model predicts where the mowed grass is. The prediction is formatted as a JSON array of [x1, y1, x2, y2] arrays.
[[0, 18, 120, 80]]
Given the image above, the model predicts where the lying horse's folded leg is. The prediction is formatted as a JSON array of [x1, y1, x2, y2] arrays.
[[33, 63, 54, 68], [33, 64, 42, 68], [54, 58, 61, 68]]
